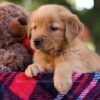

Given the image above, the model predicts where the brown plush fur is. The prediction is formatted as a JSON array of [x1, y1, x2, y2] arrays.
[[25, 5, 100, 94], [0, 2, 32, 71]]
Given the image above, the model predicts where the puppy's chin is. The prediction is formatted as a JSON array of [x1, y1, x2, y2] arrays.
[[34, 45, 53, 52], [34, 46, 61, 56]]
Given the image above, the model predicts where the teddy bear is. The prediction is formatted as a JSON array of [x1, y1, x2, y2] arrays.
[[0, 2, 32, 72]]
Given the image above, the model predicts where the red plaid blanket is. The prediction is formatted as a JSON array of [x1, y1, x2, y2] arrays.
[[0, 72, 100, 100]]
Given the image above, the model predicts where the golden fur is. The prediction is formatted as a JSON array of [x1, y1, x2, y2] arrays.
[[25, 5, 100, 94]]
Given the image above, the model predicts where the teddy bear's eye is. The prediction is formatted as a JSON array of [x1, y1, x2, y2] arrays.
[[50, 26, 58, 32]]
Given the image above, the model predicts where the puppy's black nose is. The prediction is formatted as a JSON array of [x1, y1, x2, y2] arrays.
[[18, 18, 27, 25], [34, 38, 43, 46]]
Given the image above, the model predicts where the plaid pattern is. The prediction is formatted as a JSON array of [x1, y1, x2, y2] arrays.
[[0, 72, 100, 100]]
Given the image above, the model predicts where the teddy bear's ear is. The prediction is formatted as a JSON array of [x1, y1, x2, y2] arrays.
[[8, 17, 27, 37]]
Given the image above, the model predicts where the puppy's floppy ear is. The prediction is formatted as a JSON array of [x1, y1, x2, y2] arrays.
[[65, 14, 83, 43]]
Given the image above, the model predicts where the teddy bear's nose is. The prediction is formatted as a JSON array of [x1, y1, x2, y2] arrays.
[[18, 17, 27, 25]]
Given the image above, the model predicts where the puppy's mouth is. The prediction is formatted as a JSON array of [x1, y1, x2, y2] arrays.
[[35, 45, 53, 52], [34, 44, 61, 56]]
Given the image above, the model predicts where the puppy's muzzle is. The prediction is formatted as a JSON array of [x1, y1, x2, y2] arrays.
[[34, 38, 43, 47]]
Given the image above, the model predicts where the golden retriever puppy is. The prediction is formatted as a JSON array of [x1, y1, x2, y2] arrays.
[[25, 5, 100, 94]]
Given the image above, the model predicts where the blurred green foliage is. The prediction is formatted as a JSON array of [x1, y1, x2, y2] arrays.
[[0, 0, 100, 53]]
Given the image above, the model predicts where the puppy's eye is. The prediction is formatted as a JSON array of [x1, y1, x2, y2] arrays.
[[50, 26, 58, 32], [32, 26, 37, 30]]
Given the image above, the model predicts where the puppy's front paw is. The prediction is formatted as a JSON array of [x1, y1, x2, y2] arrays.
[[54, 79, 72, 94], [25, 64, 44, 77]]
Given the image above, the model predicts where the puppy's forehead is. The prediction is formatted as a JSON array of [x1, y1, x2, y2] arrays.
[[31, 5, 71, 22], [37, 5, 71, 14], [31, 7, 57, 20]]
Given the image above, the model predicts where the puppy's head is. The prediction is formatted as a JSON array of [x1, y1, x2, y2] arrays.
[[28, 5, 83, 54]]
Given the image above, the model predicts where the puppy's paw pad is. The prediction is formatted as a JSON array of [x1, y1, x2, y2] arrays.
[[54, 79, 72, 94], [25, 64, 44, 77]]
